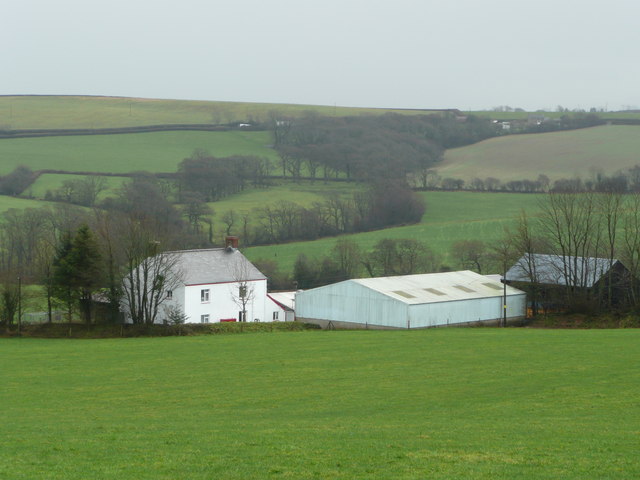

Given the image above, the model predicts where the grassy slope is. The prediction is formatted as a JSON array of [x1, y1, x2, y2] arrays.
[[0, 130, 276, 174], [0, 189, 541, 278], [205, 180, 362, 235], [0, 95, 435, 130], [24, 174, 129, 199], [437, 125, 640, 182], [0, 195, 60, 214], [1, 329, 638, 480], [243, 191, 542, 272]]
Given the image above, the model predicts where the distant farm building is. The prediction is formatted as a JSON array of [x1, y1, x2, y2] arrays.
[[505, 253, 631, 312], [295, 271, 526, 329]]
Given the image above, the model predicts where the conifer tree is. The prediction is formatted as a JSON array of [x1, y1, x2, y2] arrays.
[[52, 225, 102, 323]]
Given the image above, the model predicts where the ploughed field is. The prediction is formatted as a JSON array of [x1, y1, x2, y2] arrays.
[[437, 125, 640, 182], [1, 328, 638, 479]]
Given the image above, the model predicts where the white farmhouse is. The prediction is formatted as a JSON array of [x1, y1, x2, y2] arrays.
[[123, 245, 284, 324]]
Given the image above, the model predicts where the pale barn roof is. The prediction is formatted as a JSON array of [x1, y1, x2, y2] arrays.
[[348, 270, 522, 305]]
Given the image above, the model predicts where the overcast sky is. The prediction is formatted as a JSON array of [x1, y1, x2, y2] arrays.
[[3, 0, 639, 111]]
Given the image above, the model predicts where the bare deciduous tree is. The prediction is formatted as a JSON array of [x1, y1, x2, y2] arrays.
[[228, 255, 256, 322], [451, 240, 488, 273], [121, 223, 183, 325]]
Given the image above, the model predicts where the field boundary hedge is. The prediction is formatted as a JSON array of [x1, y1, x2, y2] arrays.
[[0, 124, 265, 139], [2, 321, 318, 338]]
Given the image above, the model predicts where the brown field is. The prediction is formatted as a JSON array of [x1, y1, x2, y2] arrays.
[[437, 125, 640, 182]]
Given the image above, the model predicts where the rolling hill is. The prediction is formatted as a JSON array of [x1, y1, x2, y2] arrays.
[[436, 125, 640, 182], [0, 95, 438, 130], [242, 191, 543, 272], [0, 130, 276, 175]]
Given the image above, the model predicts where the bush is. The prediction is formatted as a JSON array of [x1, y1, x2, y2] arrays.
[[2, 321, 311, 338]]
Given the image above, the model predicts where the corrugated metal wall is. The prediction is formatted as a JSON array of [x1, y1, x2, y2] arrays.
[[296, 281, 527, 328], [296, 281, 408, 327], [407, 294, 526, 328]]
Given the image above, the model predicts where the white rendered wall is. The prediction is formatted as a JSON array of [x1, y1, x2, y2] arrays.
[[182, 280, 266, 323], [128, 279, 281, 324]]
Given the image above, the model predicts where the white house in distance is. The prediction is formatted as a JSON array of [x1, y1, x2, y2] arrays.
[[124, 240, 285, 324], [295, 270, 526, 329]]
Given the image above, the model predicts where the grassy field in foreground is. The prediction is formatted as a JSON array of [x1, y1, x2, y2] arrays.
[[437, 125, 640, 182], [244, 191, 543, 272], [1, 329, 638, 479], [0, 130, 277, 174], [0, 96, 436, 130]]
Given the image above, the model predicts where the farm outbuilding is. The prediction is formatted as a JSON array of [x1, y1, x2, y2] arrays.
[[505, 253, 632, 312], [268, 292, 296, 322], [295, 270, 526, 329]]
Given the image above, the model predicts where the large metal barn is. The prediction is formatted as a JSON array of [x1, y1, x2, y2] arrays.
[[295, 270, 526, 329]]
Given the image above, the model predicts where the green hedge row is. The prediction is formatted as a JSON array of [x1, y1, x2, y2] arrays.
[[2, 321, 319, 339]]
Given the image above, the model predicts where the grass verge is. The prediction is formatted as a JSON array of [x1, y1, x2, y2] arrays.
[[0, 328, 638, 479]]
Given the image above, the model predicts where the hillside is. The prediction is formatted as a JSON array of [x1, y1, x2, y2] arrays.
[[0, 95, 439, 130], [0, 130, 276, 175], [243, 191, 543, 272], [437, 125, 640, 183]]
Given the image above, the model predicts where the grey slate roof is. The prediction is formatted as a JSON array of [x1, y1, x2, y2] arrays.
[[505, 253, 618, 288], [166, 248, 266, 286]]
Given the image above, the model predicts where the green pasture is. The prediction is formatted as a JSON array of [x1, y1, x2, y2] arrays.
[[0, 195, 58, 214], [1, 329, 638, 479], [437, 125, 640, 183], [0, 96, 435, 130], [23, 174, 129, 200], [244, 191, 542, 272], [204, 180, 362, 238], [0, 130, 276, 175]]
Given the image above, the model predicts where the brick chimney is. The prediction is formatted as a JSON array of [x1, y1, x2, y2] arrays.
[[225, 236, 239, 249]]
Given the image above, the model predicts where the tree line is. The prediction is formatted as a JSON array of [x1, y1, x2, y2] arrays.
[[250, 237, 442, 291], [416, 165, 640, 194]]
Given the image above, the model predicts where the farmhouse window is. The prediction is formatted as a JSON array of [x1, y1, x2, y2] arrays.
[[201, 289, 210, 302], [273, 311, 279, 320], [166, 290, 173, 299], [200, 314, 210, 323]]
